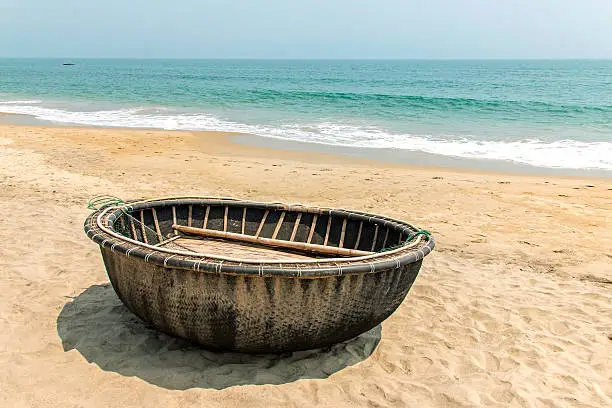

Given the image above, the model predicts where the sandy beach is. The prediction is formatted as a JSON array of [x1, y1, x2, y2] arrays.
[[0, 123, 610, 407]]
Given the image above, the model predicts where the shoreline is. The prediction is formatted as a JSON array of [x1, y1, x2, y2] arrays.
[[1, 112, 610, 178]]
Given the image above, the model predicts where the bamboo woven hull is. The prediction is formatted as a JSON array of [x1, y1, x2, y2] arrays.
[[100, 246, 422, 352], [85, 197, 434, 352]]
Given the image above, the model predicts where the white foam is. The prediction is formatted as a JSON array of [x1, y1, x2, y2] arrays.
[[0, 103, 610, 171], [0, 100, 42, 105]]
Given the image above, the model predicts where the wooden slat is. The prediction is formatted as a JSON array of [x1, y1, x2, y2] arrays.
[[140, 210, 148, 244], [323, 216, 332, 246], [174, 225, 373, 257], [151, 208, 163, 241], [203, 206, 210, 229], [119, 215, 126, 234], [354, 221, 363, 250], [187, 205, 193, 227], [307, 214, 318, 243], [154, 235, 181, 247], [339, 218, 347, 248], [129, 216, 137, 240], [223, 206, 228, 232], [289, 213, 302, 242], [241, 207, 247, 235], [370, 224, 379, 251], [172, 206, 177, 226], [271, 212, 286, 239], [382, 228, 389, 249], [255, 210, 269, 238]]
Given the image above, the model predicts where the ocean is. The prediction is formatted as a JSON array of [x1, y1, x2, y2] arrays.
[[1, 59, 611, 171]]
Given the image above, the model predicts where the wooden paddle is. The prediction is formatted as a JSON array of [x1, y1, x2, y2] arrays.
[[172, 224, 373, 257]]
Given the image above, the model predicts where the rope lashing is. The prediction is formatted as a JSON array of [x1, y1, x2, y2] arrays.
[[87, 195, 126, 211], [405, 229, 431, 242], [381, 229, 431, 252]]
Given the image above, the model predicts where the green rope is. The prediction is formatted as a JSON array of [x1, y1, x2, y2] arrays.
[[405, 229, 431, 242], [382, 229, 431, 252], [87, 195, 126, 211]]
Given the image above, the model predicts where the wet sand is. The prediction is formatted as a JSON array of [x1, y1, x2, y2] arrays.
[[0, 124, 610, 407]]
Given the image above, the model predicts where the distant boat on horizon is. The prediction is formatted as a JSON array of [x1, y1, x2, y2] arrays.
[[62, 63, 75, 66]]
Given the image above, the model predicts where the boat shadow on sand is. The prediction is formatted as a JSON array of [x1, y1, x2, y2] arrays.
[[56, 284, 381, 390]]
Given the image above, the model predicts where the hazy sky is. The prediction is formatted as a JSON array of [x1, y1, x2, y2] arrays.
[[1, 0, 611, 59]]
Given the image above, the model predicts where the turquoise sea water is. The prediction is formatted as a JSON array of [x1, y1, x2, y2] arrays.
[[1, 59, 611, 170]]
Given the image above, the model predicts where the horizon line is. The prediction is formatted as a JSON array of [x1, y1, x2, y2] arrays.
[[1, 56, 612, 61]]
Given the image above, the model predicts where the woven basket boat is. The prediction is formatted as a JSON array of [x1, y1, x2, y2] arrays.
[[84, 197, 434, 352]]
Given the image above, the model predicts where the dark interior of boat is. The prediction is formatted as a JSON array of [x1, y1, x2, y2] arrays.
[[111, 202, 408, 261]]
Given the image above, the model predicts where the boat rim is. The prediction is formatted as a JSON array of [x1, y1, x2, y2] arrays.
[[85, 197, 435, 277]]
